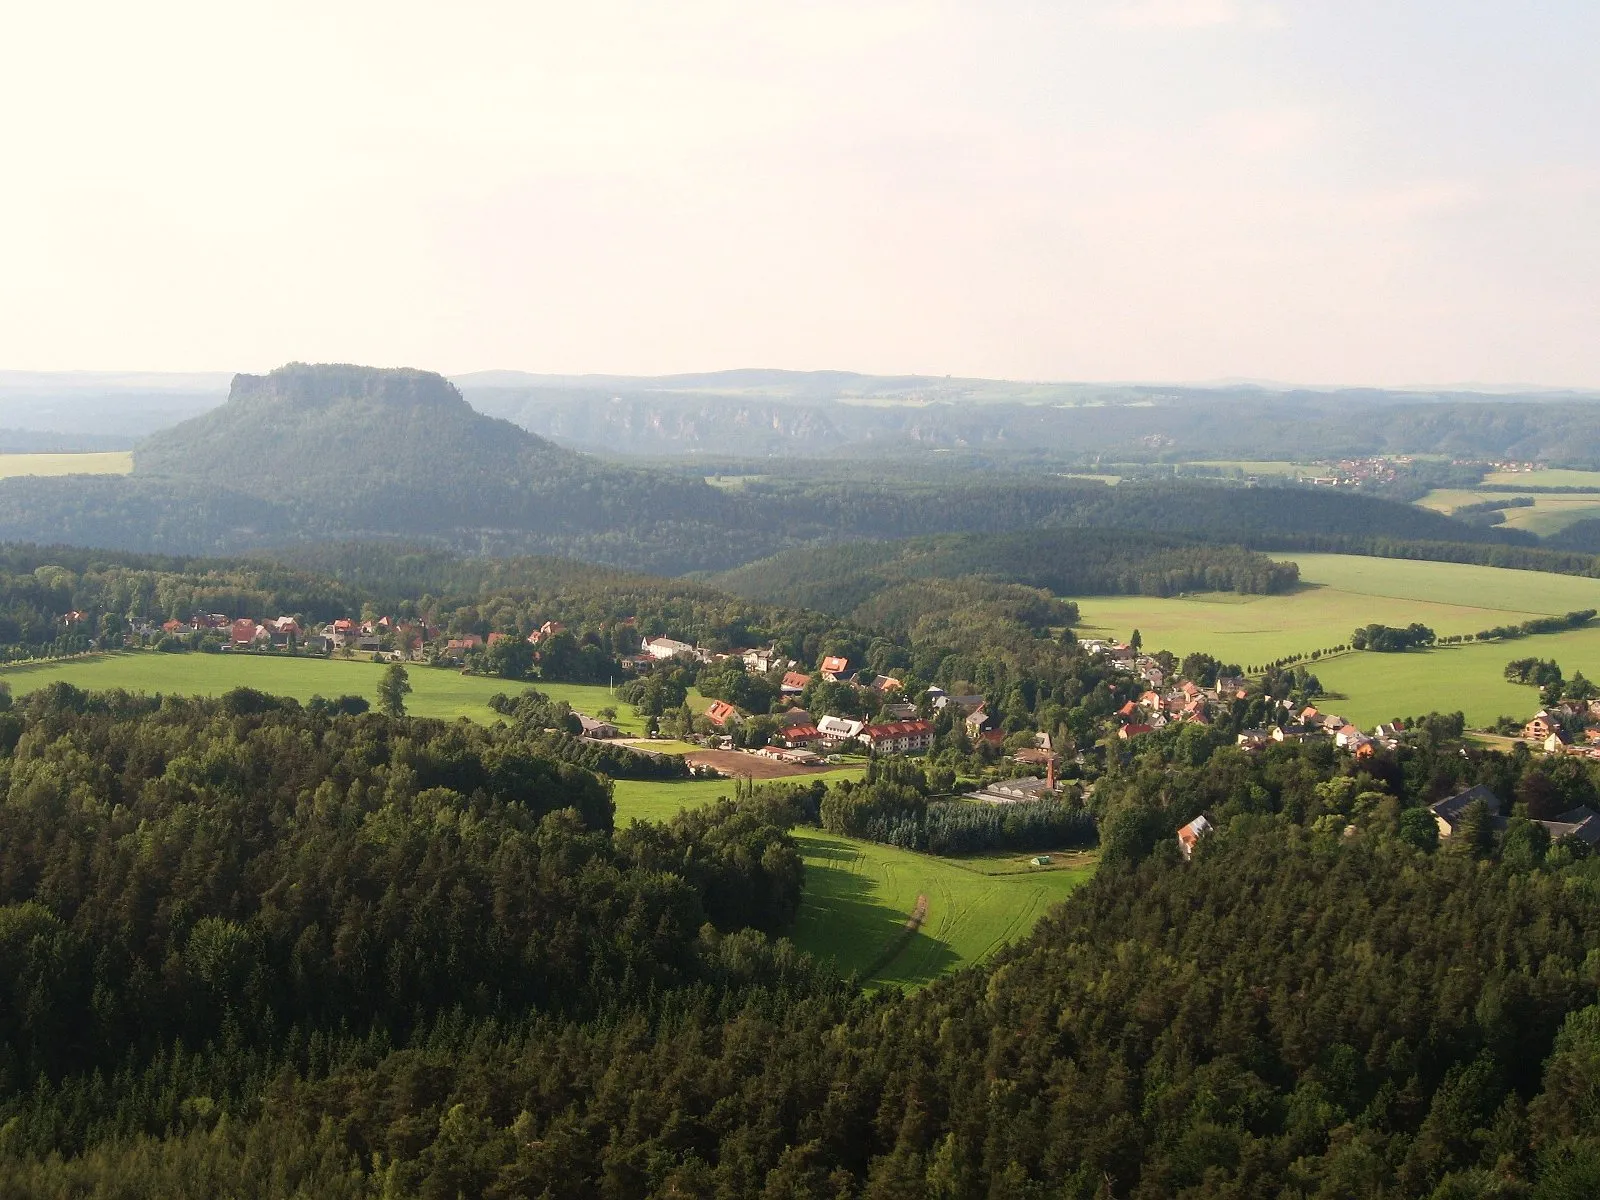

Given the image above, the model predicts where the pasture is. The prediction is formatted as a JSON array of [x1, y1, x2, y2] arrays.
[[1482, 468, 1600, 488], [0, 652, 650, 726], [1071, 553, 1600, 666], [791, 833, 1094, 989], [611, 778, 1094, 989], [1415, 487, 1600, 536], [0, 451, 132, 478], [1070, 552, 1600, 727]]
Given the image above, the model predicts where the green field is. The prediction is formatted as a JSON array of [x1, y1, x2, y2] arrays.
[[1415, 488, 1600, 536], [0, 652, 647, 726], [610, 770, 866, 823], [791, 833, 1093, 989], [1483, 468, 1600, 488], [1072, 553, 1600, 666], [1071, 553, 1600, 727], [610, 777, 1093, 989], [0, 451, 132, 478]]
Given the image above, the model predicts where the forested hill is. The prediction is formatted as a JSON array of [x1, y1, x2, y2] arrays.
[[135, 363, 581, 489], [0, 362, 1529, 573], [708, 530, 1300, 616]]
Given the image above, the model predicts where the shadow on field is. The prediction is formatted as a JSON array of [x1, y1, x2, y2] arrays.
[[794, 834, 959, 986]]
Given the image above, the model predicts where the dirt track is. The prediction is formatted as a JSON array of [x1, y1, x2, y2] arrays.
[[681, 749, 841, 779]]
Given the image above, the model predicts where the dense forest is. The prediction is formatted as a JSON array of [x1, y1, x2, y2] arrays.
[[708, 530, 1300, 617], [3, 688, 1600, 1195]]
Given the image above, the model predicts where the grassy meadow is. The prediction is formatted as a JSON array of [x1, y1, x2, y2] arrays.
[[611, 771, 1095, 990], [0, 451, 132, 478], [1415, 487, 1600, 536], [0, 652, 651, 725], [791, 833, 1094, 989], [1071, 553, 1600, 727], [1482, 468, 1600, 488]]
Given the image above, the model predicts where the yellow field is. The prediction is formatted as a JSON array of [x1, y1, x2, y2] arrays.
[[0, 451, 132, 478], [1415, 488, 1600, 536]]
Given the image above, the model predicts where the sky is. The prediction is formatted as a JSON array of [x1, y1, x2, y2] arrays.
[[1, 1, 1596, 386]]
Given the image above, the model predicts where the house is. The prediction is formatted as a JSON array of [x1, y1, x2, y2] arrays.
[[1544, 731, 1569, 754], [643, 636, 695, 660], [703, 700, 740, 727], [816, 715, 866, 744], [577, 715, 619, 739], [780, 671, 812, 695], [1524, 713, 1554, 742], [487, 632, 512, 647], [881, 701, 919, 721], [777, 724, 825, 749], [1538, 806, 1600, 847], [774, 708, 814, 728], [161, 618, 185, 634], [1299, 706, 1320, 725], [230, 618, 261, 646], [1177, 814, 1214, 861], [1118, 723, 1154, 741], [743, 647, 784, 674], [1335, 724, 1370, 751], [866, 675, 903, 694], [1236, 729, 1271, 750], [1429, 785, 1503, 838], [1012, 746, 1056, 767], [819, 655, 850, 681], [859, 719, 934, 754], [1117, 700, 1139, 719], [964, 708, 992, 738], [968, 776, 1054, 804]]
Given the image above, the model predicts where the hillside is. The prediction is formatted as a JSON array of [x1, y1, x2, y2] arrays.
[[709, 529, 1301, 618]]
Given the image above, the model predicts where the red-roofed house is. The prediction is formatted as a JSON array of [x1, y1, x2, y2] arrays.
[[781, 671, 812, 694], [704, 700, 740, 727], [777, 724, 824, 749], [859, 719, 934, 754], [819, 656, 850, 681], [487, 632, 511, 647], [1118, 723, 1154, 741], [231, 618, 259, 646]]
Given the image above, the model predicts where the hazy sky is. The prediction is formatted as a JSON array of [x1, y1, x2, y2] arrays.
[[2, 1, 1596, 385]]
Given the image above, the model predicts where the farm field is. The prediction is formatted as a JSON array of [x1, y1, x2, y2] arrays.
[[1309, 627, 1600, 728], [0, 451, 132, 478], [0, 652, 661, 726], [1071, 553, 1600, 727], [1415, 488, 1600, 536], [791, 833, 1094, 989], [610, 770, 866, 824], [1070, 552, 1600, 666], [611, 777, 1093, 989], [1483, 468, 1600, 488]]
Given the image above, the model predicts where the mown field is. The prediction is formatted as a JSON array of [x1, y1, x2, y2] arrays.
[[1072, 553, 1600, 727], [0, 451, 132, 478], [0, 652, 669, 726], [1482, 468, 1600, 488], [609, 776, 1095, 990], [1415, 487, 1600, 536], [1071, 553, 1600, 665]]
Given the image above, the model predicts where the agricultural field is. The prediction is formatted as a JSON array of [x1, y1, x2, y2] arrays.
[[1071, 552, 1600, 666], [1070, 553, 1600, 727], [1415, 487, 1600, 536], [612, 771, 1095, 990], [0, 652, 660, 726], [1482, 468, 1600, 488], [610, 770, 866, 824], [790, 833, 1094, 989], [0, 451, 132, 478]]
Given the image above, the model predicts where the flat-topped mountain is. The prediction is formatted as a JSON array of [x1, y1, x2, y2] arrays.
[[136, 363, 577, 491]]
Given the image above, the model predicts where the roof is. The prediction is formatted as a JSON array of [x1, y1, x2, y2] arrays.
[[1543, 806, 1600, 846], [1119, 723, 1154, 738], [704, 700, 740, 726], [781, 671, 812, 690], [861, 720, 933, 739], [1429, 784, 1502, 824], [820, 655, 849, 674]]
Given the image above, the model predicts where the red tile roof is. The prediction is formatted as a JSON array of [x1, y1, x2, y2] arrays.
[[704, 700, 740, 726]]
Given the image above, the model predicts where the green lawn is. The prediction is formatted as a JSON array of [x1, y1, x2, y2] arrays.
[[0, 451, 132, 478], [0, 653, 653, 727]]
